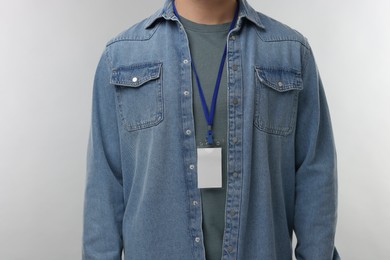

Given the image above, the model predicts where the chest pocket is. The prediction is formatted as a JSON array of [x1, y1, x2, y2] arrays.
[[254, 67, 303, 136], [111, 62, 163, 132]]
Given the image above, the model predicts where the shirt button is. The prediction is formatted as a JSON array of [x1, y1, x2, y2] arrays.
[[232, 64, 238, 71], [132, 77, 138, 83], [189, 164, 195, 170], [227, 245, 234, 252], [233, 172, 238, 177], [278, 81, 283, 87], [230, 35, 236, 41], [230, 209, 236, 216], [184, 90, 190, 96], [185, 129, 192, 135], [232, 97, 239, 105], [183, 59, 189, 64], [195, 237, 201, 243], [232, 137, 238, 144]]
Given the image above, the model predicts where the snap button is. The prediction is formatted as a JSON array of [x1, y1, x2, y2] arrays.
[[195, 237, 201, 243], [278, 81, 283, 87], [183, 59, 189, 64], [132, 77, 138, 83], [184, 90, 190, 96], [185, 129, 192, 135], [189, 164, 195, 170]]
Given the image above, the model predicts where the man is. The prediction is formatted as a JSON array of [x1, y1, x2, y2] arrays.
[[83, 0, 340, 259]]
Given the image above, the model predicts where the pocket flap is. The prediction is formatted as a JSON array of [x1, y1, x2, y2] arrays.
[[255, 67, 303, 92], [110, 62, 162, 87]]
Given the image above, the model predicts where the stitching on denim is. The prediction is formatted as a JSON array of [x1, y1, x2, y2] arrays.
[[255, 89, 299, 136], [117, 81, 164, 132], [113, 63, 164, 132], [301, 41, 313, 78], [253, 14, 310, 49], [255, 28, 310, 49], [253, 67, 301, 136], [111, 63, 162, 87], [254, 67, 303, 92], [104, 46, 114, 72], [106, 22, 161, 47]]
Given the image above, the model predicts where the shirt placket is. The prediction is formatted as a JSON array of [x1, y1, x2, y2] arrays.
[[176, 19, 206, 260], [223, 23, 243, 260]]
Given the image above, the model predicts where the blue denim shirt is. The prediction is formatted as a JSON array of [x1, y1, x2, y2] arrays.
[[82, 0, 340, 259]]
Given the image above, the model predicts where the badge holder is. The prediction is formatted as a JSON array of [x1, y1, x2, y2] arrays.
[[197, 147, 222, 189]]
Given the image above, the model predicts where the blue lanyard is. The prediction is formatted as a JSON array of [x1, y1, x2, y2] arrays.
[[173, 1, 239, 145]]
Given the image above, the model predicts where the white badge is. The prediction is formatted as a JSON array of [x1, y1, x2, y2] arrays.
[[197, 147, 222, 189]]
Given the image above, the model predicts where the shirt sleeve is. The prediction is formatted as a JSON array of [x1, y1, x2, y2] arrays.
[[82, 47, 124, 260], [293, 41, 340, 260]]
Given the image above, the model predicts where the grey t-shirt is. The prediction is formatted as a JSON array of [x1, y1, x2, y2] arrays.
[[180, 16, 229, 260]]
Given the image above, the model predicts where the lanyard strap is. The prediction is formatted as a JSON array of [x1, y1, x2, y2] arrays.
[[173, 1, 240, 145]]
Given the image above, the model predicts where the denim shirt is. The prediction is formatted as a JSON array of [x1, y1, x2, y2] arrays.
[[82, 0, 340, 259]]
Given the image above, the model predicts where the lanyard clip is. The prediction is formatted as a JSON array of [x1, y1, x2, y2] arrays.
[[207, 126, 213, 145]]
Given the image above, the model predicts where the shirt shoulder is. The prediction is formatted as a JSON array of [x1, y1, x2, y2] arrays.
[[254, 11, 310, 49], [106, 9, 163, 47]]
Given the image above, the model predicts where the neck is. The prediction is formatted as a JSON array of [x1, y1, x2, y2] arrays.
[[174, 0, 237, 24]]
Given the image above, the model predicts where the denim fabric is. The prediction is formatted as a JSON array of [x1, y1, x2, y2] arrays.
[[82, 0, 340, 259]]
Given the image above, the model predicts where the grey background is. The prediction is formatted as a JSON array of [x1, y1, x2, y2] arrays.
[[1, 0, 389, 259]]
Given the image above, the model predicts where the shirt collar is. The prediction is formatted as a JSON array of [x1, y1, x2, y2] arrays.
[[144, 0, 265, 30]]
